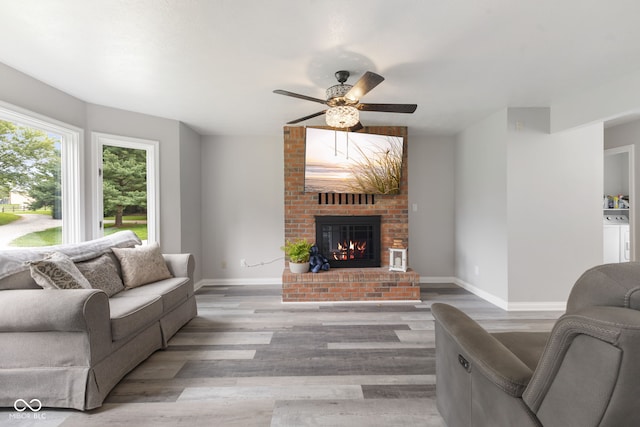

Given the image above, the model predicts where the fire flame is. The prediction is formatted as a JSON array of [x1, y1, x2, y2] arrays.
[[333, 240, 367, 260]]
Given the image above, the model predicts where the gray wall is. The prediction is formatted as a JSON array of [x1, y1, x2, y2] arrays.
[[408, 135, 455, 278], [455, 107, 604, 308], [0, 63, 203, 280], [0, 62, 85, 129], [200, 134, 285, 282], [198, 132, 457, 283], [3, 58, 615, 307], [179, 122, 203, 283], [455, 109, 509, 301], [506, 108, 603, 304], [85, 103, 182, 251]]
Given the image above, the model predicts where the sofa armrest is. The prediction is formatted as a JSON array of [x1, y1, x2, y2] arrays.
[[0, 289, 111, 333], [432, 303, 534, 396], [0, 289, 113, 365], [163, 253, 194, 279]]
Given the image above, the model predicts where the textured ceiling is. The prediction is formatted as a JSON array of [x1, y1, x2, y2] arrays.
[[1, 0, 640, 136]]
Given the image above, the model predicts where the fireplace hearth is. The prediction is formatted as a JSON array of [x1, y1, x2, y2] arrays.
[[315, 215, 381, 268]]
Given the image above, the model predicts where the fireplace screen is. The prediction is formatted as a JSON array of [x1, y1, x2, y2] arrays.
[[315, 215, 381, 268]]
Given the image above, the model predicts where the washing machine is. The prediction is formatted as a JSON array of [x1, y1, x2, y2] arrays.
[[603, 214, 630, 263]]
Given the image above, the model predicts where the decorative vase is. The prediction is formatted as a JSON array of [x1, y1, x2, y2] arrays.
[[289, 261, 310, 274]]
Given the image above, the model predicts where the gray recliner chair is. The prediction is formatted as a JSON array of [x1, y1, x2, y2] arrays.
[[432, 262, 640, 427]]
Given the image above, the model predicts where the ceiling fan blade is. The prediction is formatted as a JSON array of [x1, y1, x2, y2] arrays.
[[273, 89, 327, 105], [358, 103, 418, 113], [286, 110, 327, 124], [348, 122, 364, 132], [344, 71, 385, 101]]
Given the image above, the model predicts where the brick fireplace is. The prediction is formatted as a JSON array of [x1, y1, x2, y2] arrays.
[[282, 126, 420, 302]]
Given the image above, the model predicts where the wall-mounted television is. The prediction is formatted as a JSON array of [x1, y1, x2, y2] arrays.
[[304, 127, 404, 195]]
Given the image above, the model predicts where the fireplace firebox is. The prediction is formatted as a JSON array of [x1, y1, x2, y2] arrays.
[[315, 215, 381, 268]]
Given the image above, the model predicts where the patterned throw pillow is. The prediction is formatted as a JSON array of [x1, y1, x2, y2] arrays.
[[75, 254, 125, 297], [29, 252, 92, 290], [111, 243, 173, 289]]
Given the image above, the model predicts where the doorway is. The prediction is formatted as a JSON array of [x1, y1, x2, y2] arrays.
[[604, 145, 635, 262]]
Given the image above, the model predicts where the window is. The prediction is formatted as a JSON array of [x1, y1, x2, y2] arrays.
[[92, 133, 159, 244], [0, 102, 82, 248]]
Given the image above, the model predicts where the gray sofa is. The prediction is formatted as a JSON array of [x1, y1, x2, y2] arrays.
[[0, 231, 197, 410], [432, 262, 640, 427]]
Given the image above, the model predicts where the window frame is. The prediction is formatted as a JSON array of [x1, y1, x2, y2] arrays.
[[0, 100, 84, 244], [92, 132, 160, 244]]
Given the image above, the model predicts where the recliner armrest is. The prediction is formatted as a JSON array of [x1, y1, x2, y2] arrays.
[[523, 306, 639, 412], [432, 302, 534, 396]]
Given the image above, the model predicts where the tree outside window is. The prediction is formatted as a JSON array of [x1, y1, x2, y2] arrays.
[[102, 145, 147, 239], [0, 119, 62, 247]]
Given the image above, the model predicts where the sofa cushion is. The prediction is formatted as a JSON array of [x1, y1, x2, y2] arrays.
[[112, 243, 172, 289], [29, 252, 92, 290], [119, 277, 190, 312], [108, 294, 163, 341], [76, 254, 125, 297], [0, 230, 141, 285]]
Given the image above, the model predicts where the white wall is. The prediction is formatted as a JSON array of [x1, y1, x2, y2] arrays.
[[200, 135, 284, 282], [507, 108, 603, 305], [408, 135, 455, 278], [455, 109, 509, 302]]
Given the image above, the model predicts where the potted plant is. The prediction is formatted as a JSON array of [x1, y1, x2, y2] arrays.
[[282, 238, 313, 273]]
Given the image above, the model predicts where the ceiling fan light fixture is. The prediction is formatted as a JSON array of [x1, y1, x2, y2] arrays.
[[325, 106, 359, 128]]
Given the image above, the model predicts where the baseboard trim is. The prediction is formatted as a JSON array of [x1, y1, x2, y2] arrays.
[[453, 278, 565, 312], [281, 299, 422, 304], [194, 279, 206, 292], [420, 276, 458, 284], [200, 277, 282, 286], [505, 301, 567, 311], [453, 278, 509, 310]]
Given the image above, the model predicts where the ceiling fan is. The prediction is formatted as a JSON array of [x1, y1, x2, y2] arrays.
[[273, 70, 417, 132]]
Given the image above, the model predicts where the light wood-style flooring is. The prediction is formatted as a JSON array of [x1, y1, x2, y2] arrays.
[[0, 283, 561, 427]]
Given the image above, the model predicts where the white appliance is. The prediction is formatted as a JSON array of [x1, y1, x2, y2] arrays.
[[603, 215, 630, 263]]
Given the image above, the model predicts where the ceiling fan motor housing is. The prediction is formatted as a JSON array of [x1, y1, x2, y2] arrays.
[[326, 84, 353, 103]]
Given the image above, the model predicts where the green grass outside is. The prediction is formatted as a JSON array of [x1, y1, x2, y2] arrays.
[[0, 212, 21, 226], [9, 223, 148, 247], [104, 215, 147, 221], [104, 223, 148, 240], [10, 226, 63, 247], [0, 205, 51, 215]]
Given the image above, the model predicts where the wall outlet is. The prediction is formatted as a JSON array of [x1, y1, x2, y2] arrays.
[[221, 261, 227, 269], [240, 259, 247, 267], [474, 265, 480, 276]]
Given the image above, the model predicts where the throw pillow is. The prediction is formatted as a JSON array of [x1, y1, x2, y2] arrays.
[[76, 254, 125, 297], [111, 242, 172, 289], [29, 252, 92, 290]]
